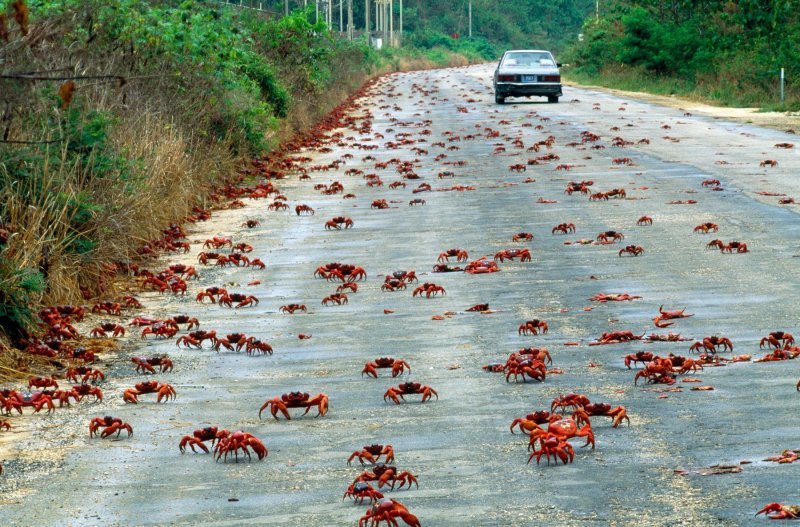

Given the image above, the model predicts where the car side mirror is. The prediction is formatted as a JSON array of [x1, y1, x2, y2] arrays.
[[556, 63, 563, 67]]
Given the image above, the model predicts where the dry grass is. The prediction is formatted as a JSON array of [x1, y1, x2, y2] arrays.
[[0, 4, 379, 377], [0, 150, 85, 305], [101, 111, 235, 256]]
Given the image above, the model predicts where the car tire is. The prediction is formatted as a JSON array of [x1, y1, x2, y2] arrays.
[[495, 94, 505, 104], [548, 96, 559, 104]]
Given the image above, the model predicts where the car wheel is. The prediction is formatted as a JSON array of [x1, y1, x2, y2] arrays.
[[548, 96, 559, 104], [495, 94, 505, 104]]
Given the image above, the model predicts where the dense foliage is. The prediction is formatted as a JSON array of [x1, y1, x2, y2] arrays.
[[564, 1, 800, 106], [247, 0, 595, 60], [0, 0, 377, 341]]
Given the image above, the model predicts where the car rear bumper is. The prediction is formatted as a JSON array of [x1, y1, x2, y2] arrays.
[[495, 83, 562, 97]]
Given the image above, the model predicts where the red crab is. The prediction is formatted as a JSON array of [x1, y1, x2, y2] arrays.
[[760, 331, 795, 349], [65, 367, 105, 384], [510, 410, 562, 435], [359, 499, 421, 527], [572, 403, 630, 428], [354, 464, 419, 490], [551, 393, 592, 413], [259, 392, 329, 420], [590, 330, 644, 346], [528, 418, 595, 464], [203, 236, 232, 249], [618, 245, 644, 257], [89, 416, 133, 438], [757, 503, 800, 520], [279, 304, 307, 314], [131, 356, 174, 374], [0, 391, 56, 414], [412, 283, 446, 298], [652, 305, 694, 328], [518, 319, 548, 335], [337, 282, 359, 293], [694, 222, 718, 233], [756, 348, 800, 362], [90, 322, 125, 338], [512, 232, 534, 242], [295, 204, 315, 215], [123, 381, 176, 404], [344, 482, 384, 504], [381, 279, 407, 292], [437, 248, 469, 262], [166, 315, 200, 329], [634, 358, 676, 385], [195, 287, 228, 303], [218, 293, 259, 308], [623, 351, 654, 369], [213, 431, 268, 463], [383, 382, 438, 404], [494, 248, 531, 262], [91, 302, 122, 316], [348, 444, 395, 465], [597, 230, 624, 243], [324, 216, 354, 230], [28, 377, 59, 390], [141, 323, 178, 339], [590, 292, 642, 302], [388, 270, 418, 283], [464, 257, 499, 274], [179, 426, 220, 453], [551, 223, 576, 234], [689, 336, 733, 354], [505, 358, 547, 383], [362, 358, 411, 378], [322, 293, 348, 305]]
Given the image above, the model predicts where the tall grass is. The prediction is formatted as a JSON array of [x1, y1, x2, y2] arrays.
[[0, 1, 379, 362]]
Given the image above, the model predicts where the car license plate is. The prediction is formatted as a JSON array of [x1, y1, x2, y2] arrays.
[[521, 75, 537, 82]]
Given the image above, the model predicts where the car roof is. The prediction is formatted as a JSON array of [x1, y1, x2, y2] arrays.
[[504, 50, 552, 54]]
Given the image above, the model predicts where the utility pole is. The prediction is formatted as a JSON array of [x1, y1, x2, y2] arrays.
[[389, 0, 393, 46], [339, 0, 343, 32], [596, 0, 599, 20], [315, 0, 319, 23], [468, 1, 472, 37], [399, 0, 402, 43], [384, 0, 388, 44], [328, 0, 332, 28], [347, 0, 353, 40], [365, 0, 369, 33]]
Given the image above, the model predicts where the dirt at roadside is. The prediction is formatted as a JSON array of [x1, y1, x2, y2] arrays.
[[564, 80, 800, 133]]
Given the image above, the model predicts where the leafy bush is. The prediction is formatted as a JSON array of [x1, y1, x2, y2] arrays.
[[564, 1, 800, 107], [0, 0, 377, 347]]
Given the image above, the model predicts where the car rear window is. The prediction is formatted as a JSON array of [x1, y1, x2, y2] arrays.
[[502, 53, 554, 67]]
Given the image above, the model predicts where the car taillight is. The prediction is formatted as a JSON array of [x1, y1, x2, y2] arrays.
[[497, 75, 515, 82], [542, 75, 561, 82]]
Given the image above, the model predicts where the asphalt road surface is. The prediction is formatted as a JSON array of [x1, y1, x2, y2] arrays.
[[2, 64, 800, 527]]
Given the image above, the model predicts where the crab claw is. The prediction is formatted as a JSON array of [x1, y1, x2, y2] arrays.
[[652, 317, 674, 328], [756, 503, 783, 516]]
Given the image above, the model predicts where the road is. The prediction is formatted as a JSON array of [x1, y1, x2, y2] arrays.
[[2, 64, 800, 527]]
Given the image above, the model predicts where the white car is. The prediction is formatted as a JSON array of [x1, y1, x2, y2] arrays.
[[493, 49, 562, 104]]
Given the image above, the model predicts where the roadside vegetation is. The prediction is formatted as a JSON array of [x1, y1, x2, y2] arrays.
[[563, 1, 799, 109], [0, 0, 384, 367]]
